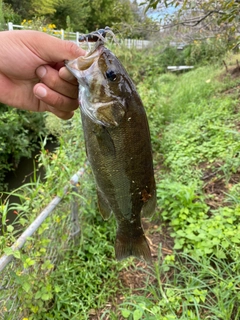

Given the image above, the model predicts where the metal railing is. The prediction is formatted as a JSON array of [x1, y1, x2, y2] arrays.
[[0, 167, 85, 319]]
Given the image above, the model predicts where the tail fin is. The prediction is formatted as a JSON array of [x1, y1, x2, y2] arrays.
[[115, 232, 152, 263]]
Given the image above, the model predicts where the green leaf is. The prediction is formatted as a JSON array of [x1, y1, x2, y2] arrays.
[[13, 250, 21, 259], [3, 247, 13, 255], [35, 291, 42, 300], [6, 225, 14, 233], [41, 293, 52, 301], [174, 241, 184, 249], [231, 237, 240, 243], [216, 250, 226, 259], [3, 247, 21, 258], [54, 285, 61, 293], [121, 309, 131, 318], [23, 258, 36, 268], [133, 309, 143, 320], [23, 282, 31, 293]]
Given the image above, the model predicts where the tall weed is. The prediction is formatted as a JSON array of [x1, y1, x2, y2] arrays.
[[119, 252, 240, 320]]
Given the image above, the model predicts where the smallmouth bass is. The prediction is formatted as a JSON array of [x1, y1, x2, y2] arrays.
[[66, 38, 156, 262]]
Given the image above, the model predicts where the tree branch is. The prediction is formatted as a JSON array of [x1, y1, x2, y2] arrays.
[[162, 10, 227, 29]]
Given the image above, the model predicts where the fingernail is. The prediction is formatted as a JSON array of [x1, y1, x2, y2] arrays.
[[35, 86, 47, 98], [36, 66, 46, 78]]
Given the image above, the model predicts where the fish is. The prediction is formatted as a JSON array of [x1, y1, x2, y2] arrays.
[[65, 37, 156, 262]]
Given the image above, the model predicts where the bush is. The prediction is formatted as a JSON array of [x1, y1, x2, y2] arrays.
[[0, 104, 46, 187], [184, 38, 228, 66]]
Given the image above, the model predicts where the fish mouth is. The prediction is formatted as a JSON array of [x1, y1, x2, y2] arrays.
[[65, 45, 104, 78], [65, 45, 125, 127]]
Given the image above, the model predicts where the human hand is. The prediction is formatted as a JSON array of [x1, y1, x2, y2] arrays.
[[0, 30, 85, 119]]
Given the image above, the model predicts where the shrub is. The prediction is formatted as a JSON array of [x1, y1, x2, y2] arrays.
[[0, 105, 46, 187]]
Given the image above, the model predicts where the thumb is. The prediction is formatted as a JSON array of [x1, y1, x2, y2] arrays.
[[50, 38, 86, 61], [26, 30, 86, 62]]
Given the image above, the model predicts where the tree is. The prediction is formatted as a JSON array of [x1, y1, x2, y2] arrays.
[[3, 0, 156, 38], [30, 0, 56, 16], [143, 0, 240, 48], [84, 0, 135, 32], [2, 2, 21, 24], [52, 0, 90, 31], [144, 0, 240, 31], [113, 0, 160, 39], [4, 0, 35, 20]]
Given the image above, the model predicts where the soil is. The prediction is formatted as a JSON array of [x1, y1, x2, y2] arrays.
[[229, 65, 240, 78], [200, 160, 240, 209], [222, 61, 240, 79]]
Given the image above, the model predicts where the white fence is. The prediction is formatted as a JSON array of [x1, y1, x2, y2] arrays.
[[7, 22, 151, 49], [7, 22, 80, 44], [122, 38, 151, 49]]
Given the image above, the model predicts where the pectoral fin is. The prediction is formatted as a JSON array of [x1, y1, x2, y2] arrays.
[[97, 189, 112, 220], [96, 102, 125, 127], [94, 125, 116, 157]]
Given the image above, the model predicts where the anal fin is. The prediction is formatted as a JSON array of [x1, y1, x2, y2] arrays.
[[142, 190, 156, 217]]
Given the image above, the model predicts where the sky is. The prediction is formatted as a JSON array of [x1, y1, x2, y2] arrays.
[[136, 1, 178, 21], [147, 6, 177, 20]]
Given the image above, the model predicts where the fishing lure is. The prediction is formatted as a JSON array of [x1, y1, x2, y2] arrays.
[[78, 26, 112, 43]]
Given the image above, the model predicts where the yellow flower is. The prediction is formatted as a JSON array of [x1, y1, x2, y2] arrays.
[[48, 23, 56, 29]]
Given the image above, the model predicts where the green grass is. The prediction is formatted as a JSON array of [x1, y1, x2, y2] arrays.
[[1, 49, 240, 319], [44, 226, 121, 319], [117, 56, 240, 319], [43, 56, 240, 319], [119, 251, 240, 320], [1, 114, 127, 319]]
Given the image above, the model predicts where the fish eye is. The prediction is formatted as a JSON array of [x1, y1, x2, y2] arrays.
[[106, 70, 117, 81]]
